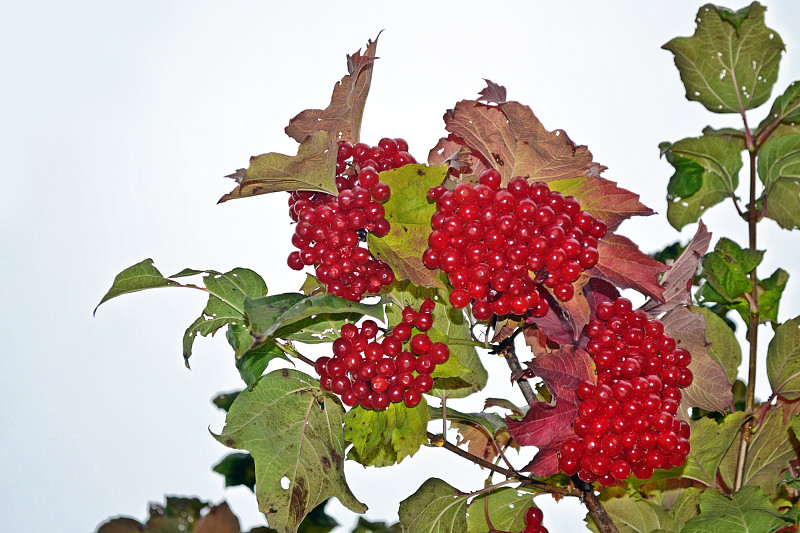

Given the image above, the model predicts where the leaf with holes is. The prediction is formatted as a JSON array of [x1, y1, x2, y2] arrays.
[[285, 35, 379, 144], [593, 234, 668, 301], [213, 369, 366, 532], [682, 486, 796, 533], [661, 307, 732, 418], [219, 131, 338, 202], [642, 221, 712, 315], [758, 133, 800, 230], [548, 175, 654, 231], [398, 478, 468, 533], [436, 98, 597, 186], [663, 2, 784, 114], [661, 136, 743, 230], [367, 164, 448, 288], [466, 488, 537, 533], [767, 315, 800, 399]]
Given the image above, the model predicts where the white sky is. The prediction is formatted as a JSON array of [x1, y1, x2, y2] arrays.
[[3, 1, 800, 531]]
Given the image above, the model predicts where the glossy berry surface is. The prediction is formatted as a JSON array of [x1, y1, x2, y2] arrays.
[[315, 299, 448, 410], [424, 169, 606, 321]]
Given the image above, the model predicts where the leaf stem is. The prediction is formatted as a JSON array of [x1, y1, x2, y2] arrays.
[[274, 340, 315, 367]]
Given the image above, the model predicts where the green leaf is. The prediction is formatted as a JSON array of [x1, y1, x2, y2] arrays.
[[585, 487, 673, 533], [466, 487, 536, 533], [247, 293, 385, 341], [680, 411, 748, 487], [212, 452, 255, 491], [386, 281, 487, 399], [755, 268, 789, 324], [398, 478, 469, 533], [756, 81, 800, 138], [668, 487, 704, 532], [278, 313, 362, 345], [682, 486, 795, 533], [182, 268, 268, 363], [297, 499, 338, 533], [691, 306, 741, 384], [662, 137, 743, 230], [232, 336, 292, 389], [351, 517, 403, 533], [94, 258, 182, 314], [219, 130, 338, 202], [767, 316, 800, 399], [344, 399, 429, 467], [702, 126, 748, 150], [663, 2, 785, 114], [428, 406, 504, 436], [758, 134, 800, 230], [213, 369, 366, 531], [701, 238, 763, 302], [781, 469, 800, 491], [719, 408, 796, 499], [212, 390, 241, 412], [366, 164, 447, 289]]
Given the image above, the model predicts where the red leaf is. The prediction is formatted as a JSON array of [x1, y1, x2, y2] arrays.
[[661, 306, 732, 420], [438, 99, 597, 186], [534, 277, 619, 345], [556, 274, 591, 342], [592, 234, 668, 301], [531, 295, 575, 345], [477, 79, 508, 104], [548, 175, 655, 231], [524, 347, 595, 404], [642, 221, 712, 316], [506, 399, 576, 475], [284, 35, 379, 144]]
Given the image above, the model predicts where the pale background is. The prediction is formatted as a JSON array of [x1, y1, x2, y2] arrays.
[[3, 1, 800, 531]]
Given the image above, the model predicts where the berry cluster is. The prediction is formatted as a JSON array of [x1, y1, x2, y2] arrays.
[[287, 138, 416, 301], [518, 506, 548, 533], [423, 168, 606, 321], [558, 298, 693, 485], [315, 299, 448, 410]]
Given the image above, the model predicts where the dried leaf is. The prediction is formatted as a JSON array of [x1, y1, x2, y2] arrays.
[[285, 35, 379, 143], [642, 220, 712, 315]]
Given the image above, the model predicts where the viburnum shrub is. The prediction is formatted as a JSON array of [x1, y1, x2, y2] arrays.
[[94, 3, 800, 532]]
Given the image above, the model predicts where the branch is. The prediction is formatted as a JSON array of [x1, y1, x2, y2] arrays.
[[494, 330, 537, 405]]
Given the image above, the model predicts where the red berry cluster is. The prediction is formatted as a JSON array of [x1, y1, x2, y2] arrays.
[[519, 506, 548, 533], [558, 298, 693, 485], [423, 168, 606, 321], [287, 138, 416, 301], [315, 299, 449, 410]]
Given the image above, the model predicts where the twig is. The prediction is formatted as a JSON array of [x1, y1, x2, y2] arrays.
[[495, 330, 537, 405], [274, 340, 315, 367]]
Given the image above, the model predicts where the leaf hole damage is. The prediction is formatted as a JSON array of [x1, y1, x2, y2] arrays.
[[281, 369, 291, 378], [281, 476, 290, 490]]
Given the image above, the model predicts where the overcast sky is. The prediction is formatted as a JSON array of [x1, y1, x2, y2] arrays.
[[3, 1, 800, 531]]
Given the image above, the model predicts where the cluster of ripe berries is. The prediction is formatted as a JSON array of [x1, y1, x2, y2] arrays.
[[502, 506, 547, 533], [315, 298, 448, 410], [557, 297, 693, 485], [423, 168, 606, 321], [286, 138, 416, 301]]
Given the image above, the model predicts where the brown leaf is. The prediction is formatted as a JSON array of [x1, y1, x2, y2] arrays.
[[455, 425, 513, 464], [194, 502, 240, 533], [477, 79, 508, 104], [484, 397, 525, 417], [97, 518, 145, 533], [555, 274, 591, 342], [592, 234, 668, 301], [427, 133, 486, 177], [548, 175, 656, 231], [642, 221, 712, 315], [219, 131, 338, 202], [524, 327, 550, 356], [661, 306, 732, 420], [439, 99, 596, 186], [491, 317, 520, 344], [285, 35, 380, 144]]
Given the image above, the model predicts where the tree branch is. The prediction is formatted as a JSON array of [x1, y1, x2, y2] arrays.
[[495, 331, 537, 405]]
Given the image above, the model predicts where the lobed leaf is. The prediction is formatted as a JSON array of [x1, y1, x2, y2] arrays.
[[219, 131, 338, 202], [548, 175, 655, 231], [213, 369, 366, 531], [756, 81, 800, 139], [523, 347, 595, 405], [662, 136, 743, 230], [682, 486, 795, 533], [397, 478, 469, 533], [585, 487, 673, 533], [366, 164, 448, 289], [700, 237, 763, 302], [758, 133, 800, 230], [506, 399, 577, 475], [344, 400, 429, 467], [767, 315, 800, 399], [642, 221, 711, 315], [661, 307, 732, 418], [663, 2, 784, 114], [284, 35, 379, 144], [592, 234, 668, 301]]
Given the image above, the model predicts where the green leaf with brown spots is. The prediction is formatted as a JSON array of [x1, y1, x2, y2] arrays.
[[214, 369, 366, 532]]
